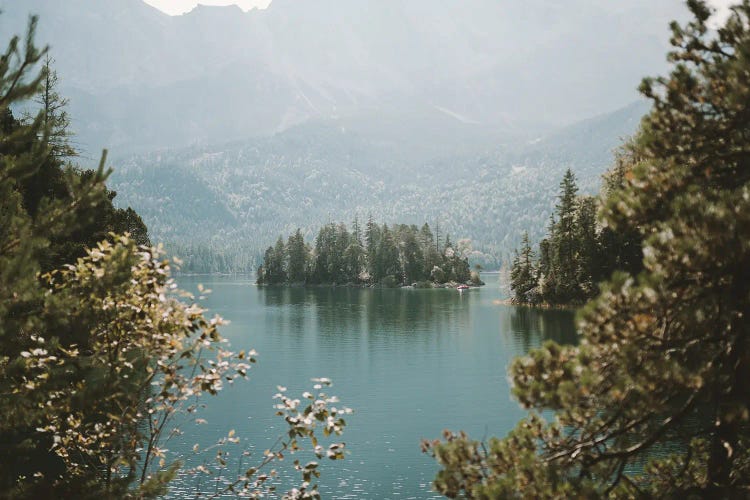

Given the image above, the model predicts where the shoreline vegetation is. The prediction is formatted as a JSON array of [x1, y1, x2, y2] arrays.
[[497, 298, 578, 310], [509, 167, 642, 308], [258, 280, 485, 289], [257, 219, 485, 288]]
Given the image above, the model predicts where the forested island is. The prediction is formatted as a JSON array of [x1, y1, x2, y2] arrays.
[[257, 221, 483, 287]]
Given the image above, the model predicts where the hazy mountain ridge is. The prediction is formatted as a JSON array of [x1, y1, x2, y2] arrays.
[[110, 100, 649, 267], [0, 0, 671, 267], [1, 0, 682, 154]]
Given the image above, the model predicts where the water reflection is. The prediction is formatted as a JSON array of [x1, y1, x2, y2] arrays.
[[259, 286, 474, 345], [173, 278, 581, 498], [505, 306, 579, 352]]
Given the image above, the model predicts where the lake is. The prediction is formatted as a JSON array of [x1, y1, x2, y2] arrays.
[[167, 275, 577, 498]]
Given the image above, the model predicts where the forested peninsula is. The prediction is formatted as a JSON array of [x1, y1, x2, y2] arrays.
[[509, 162, 642, 307], [257, 220, 483, 288]]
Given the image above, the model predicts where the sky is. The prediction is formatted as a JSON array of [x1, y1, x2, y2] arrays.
[[143, 0, 271, 15], [145, 0, 736, 17]]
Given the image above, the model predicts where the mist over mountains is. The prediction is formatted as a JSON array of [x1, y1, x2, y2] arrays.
[[2, 0, 682, 154], [109, 100, 648, 270], [0, 0, 686, 268]]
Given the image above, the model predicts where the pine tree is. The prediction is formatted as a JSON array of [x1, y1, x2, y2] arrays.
[[263, 236, 284, 284], [509, 232, 537, 304], [286, 229, 307, 283], [35, 55, 75, 160], [352, 215, 362, 246], [574, 195, 598, 296], [334, 223, 350, 283], [551, 169, 580, 302], [343, 239, 365, 283], [261, 245, 274, 283], [419, 223, 440, 279], [364, 215, 379, 281], [376, 224, 401, 285], [312, 224, 337, 283], [434, 220, 441, 253], [400, 229, 424, 284]]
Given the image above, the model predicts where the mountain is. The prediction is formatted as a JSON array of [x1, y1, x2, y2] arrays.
[[108, 100, 650, 269], [1, 0, 683, 155], [0, 1, 682, 269]]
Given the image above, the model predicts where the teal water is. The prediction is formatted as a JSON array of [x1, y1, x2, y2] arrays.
[[167, 275, 577, 498]]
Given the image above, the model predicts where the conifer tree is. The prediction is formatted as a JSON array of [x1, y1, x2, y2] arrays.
[[364, 215, 379, 280], [376, 224, 401, 284], [420, 223, 440, 278], [574, 195, 598, 295], [550, 168, 580, 302], [286, 229, 307, 283], [510, 232, 537, 304], [401, 229, 424, 284], [270, 236, 287, 283], [352, 215, 362, 246], [334, 223, 351, 283], [35, 55, 75, 160]]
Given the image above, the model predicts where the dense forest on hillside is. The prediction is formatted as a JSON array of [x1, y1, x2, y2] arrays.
[[110, 101, 647, 274], [258, 220, 480, 287]]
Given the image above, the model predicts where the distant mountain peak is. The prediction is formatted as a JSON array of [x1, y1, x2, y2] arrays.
[[188, 3, 245, 14], [1, 0, 685, 153]]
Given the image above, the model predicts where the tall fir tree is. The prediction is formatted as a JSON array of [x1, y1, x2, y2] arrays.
[[509, 232, 538, 304], [35, 55, 75, 160], [400, 228, 424, 284], [550, 168, 580, 302], [286, 229, 307, 283], [574, 195, 598, 296], [364, 215, 380, 280]]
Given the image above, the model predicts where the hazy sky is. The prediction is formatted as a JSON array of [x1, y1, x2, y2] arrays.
[[145, 0, 736, 17], [144, 0, 271, 15]]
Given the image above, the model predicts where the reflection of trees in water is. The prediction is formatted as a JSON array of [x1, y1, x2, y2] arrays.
[[507, 307, 578, 352], [259, 286, 310, 308], [258, 286, 311, 339], [259, 287, 471, 345], [363, 289, 467, 336], [313, 288, 365, 341]]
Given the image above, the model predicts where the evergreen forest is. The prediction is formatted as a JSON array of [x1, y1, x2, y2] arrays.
[[257, 220, 479, 287], [509, 163, 642, 306]]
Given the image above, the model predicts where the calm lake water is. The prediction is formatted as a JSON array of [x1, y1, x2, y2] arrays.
[[168, 275, 577, 498]]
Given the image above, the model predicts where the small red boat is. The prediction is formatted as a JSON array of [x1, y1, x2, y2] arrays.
[[457, 285, 470, 291]]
